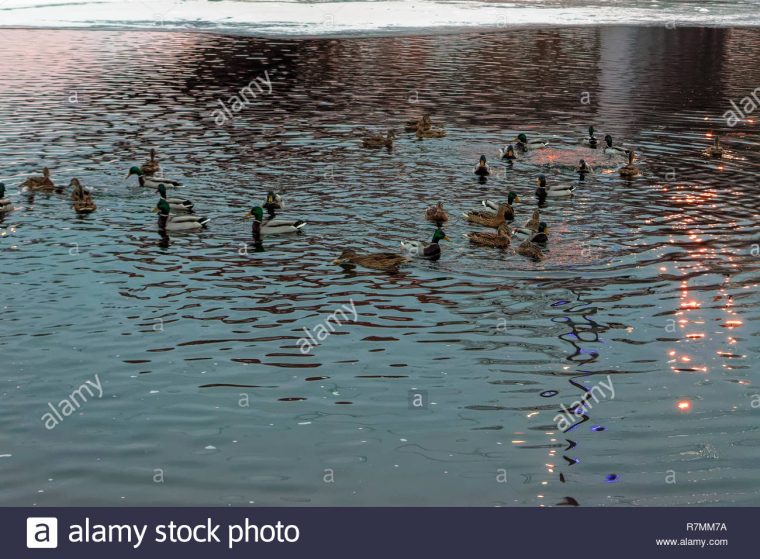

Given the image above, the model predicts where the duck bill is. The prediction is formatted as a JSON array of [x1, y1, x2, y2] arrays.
[[332, 259, 343, 265], [443, 236, 451, 241], [243, 211, 252, 218], [515, 196, 521, 203], [151, 207, 158, 213]]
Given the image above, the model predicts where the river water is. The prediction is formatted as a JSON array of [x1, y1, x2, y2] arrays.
[[0, 26, 758, 506]]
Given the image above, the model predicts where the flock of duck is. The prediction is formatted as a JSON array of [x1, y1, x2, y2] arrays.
[[0, 123, 727, 272]]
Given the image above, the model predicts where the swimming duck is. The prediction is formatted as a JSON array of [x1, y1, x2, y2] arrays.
[[582, 126, 598, 148], [333, 249, 409, 272], [515, 133, 548, 152], [618, 150, 640, 177], [263, 190, 284, 218], [425, 201, 449, 224], [141, 149, 161, 176], [156, 183, 194, 212], [536, 174, 575, 197], [20, 167, 57, 191], [400, 227, 449, 259], [474, 155, 490, 177], [244, 206, 306, 235], [705, 136, 724, 158], [154, 188, 208, 231], [577, 159, 592, 175], [73, 192, 97, 214], [69, 178, 88, 202], [463, 202, 510, 228], [127, 166, 182, 188], [499, 144, 517, 161], [362, 130, 396, 149], [0, 183, 13, 213], [512, 208, 540, 238], [603, 135, 630, 157], [480, 191, 520, 221], [416, 122, 447, 139], [405, 115, 433, 133], [517, 223, 548, 261], [465, 223, 512, 248]]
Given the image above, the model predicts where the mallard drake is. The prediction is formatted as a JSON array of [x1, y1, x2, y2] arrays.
[[20, 167, 57, 191], [535, 174, 575, 197], [705, 136, 724, 158], [499, 144, 517, 161], [515, 133, 548, 152], [619, 150, 640, 177], [582, 126, 598, 148], [529, 222, 549, 244], [465, 223, 512, 248], [480, 191, 520, 221], [400, 227, 449, 259], [463, 202, 511, 228], [154, 198, 209, 231], [141, 149, 161, 176], [244, 206, 305, 235], [474, 155, 490, 177], [512, 208, 540, 238], [0, 183, 13, 213], [362, 130, 396, 149], [405, 115, 433, 133], [603, 135, 630, 157], [127, 166, 182, 188], [333, 249, 409, 272], [425, 201, 449, 224], [156, 183, 193, 212]]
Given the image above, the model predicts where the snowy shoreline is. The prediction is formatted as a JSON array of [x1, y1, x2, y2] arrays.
[[1, 0, 758, 37]]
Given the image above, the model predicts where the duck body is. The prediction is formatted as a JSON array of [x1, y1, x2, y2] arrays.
[[510, 209, 540, 239], [463, 203, 510, 228], [163, 214, 210, 231], [534, 174, 575, 197], [128, 167, 182, 188], [479, 191, 520, 221], [465, 223, 512, 248], [515, 133, 549, 152], [73, 199, 97, 214], [517, 240, 544, 261], [261, 218, 306, 235], [602, 135, 630, 157], [141, 149, 161, 176], [362, 130, 395, 149], [333, 249, 409, 272], [425, 202, 449, 224], [499, 145, 517, 161], [618, 150, 640, 177], [416, 127, 446, 139], [0, 183, 13, 213], [21, 168, 57, 191], [705, 137, 724, 158], [400, 228, 448, 260], [167, 198, 194, 212]]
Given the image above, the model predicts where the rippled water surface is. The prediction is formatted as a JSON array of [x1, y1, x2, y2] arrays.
[[1, 27, 759, 506]]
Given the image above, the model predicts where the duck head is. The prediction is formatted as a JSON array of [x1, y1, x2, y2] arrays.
[[497, 222, 512, 237], [628, 150, 636, 164], [604, 134, 613, 148], [506, 145, 515, 158], [244, 206, 264, 220], [149, 148, 157, 160], [432, 228, 450, 243], [507, 191, 520, 205], [516, 133, 528, 145], [0, 182, 5, 197], [157, 184, 167, 199], [536, 174, 547, 188], [579, 159, 589, 171], [478, 154, 487, 166], [42, 167, 50, 178], [387, 129, 397, 139], [126, 165, 143, 179], [588, 126, 595, 139], [333, 249, 358, 266], [69, 178, 82, 188], [538, 222, 549, 235]]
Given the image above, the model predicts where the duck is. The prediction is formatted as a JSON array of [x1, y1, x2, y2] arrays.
[[0, 183, 13, 213], [512, 209, 540, 238], [515, 133, 548, 152], [243, 206, 306, 235], [577, 159, 592, 175], [705, 136, 724, 158], [127, 166, 182, 188], [263, 190, 284, 219], [474, 155, 490, 177], [141, 148, 161, 176], [416, 123, 446, 139], [20, 167, 57, 191], [536, 174, 575, 197], [425, 201, 449, 224], [582, 126, 598, 148], [618, 150, 640, 177], [69, 179, 96, 213], [463, 202, 511, 228], [499, 144, 517, 161], [156, 183, 194, 212], [154, 187, 208, 231], [400, 227, 449, 259], [480, 191, 520, 221], [333, 249, 409, 272], [465, 223, 512, 248], [405, 115, 433, 133], [69, 178, 88, 202], [517, 223, 548, 261], [362, 130, 396, 149], [603, 135, 630, 157]]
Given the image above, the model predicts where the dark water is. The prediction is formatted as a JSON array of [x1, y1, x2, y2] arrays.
[[0, 27, 759, 506]]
